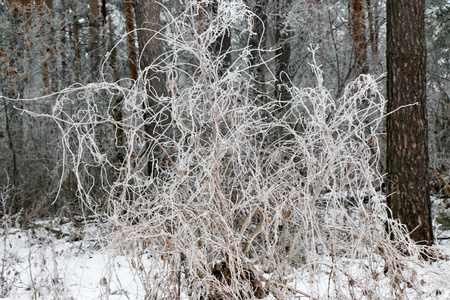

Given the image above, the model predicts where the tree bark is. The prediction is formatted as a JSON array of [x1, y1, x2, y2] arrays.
[[101, 0, 107, 26], [275, 0, 292, 105], [134, 0, 167, 177], [386, 0, 433, 245], [247, 0, 268, 105], [36, 0, 54, 92], [366, 0, 379, 59], [124, 0, 138, 80], [350, 0, 367, 74], [108, 9, 124, 165], [71, 2, 81, 79], [135, 0, 165, 95], [89, 0, 100, 79]]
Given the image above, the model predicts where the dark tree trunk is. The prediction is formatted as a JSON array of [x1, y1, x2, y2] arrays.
[[247, 0, 268, 105], [208, 1, 231, 74], [71, 2, 81, 79], [135, 0, 168, 177], [386, 0, 433, 245], [366, 0, 379, 59], [275, 0, 292, 105], [124, 0, 138, 80], [36, 0, 54, 92], [350, 0, 367, 74], [89, 0, 100, 79], [135, 0, 166, 95], [101, 0, 107, 26]]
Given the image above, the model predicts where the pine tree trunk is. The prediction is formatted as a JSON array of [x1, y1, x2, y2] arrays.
[[135, 0, 165, 95], [36, 0, 54, 92], [134, 0, 167, 176], [386, 0, 433, 245], [124, 0, 137, 80], [350, 0, 367, 74], [89, 0, 100, 79]]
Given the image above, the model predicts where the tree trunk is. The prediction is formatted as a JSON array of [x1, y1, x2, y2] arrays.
[[275, 0, 292, 105], [124, 0, 138, 80], [101, 0, 107, 26], [366, 0, 379, 59], [71, 2, 81, 79], [247, 0, 268, 105], [7, 0, 28, 204], [108, 8, 124, 165], [134, 0, 167, 177], [89, 0, 100, 79], [36, 0, 54, 92], [135, 0, 165, 95], [350, 0, 367, 74], [386, 0, 433, 245]]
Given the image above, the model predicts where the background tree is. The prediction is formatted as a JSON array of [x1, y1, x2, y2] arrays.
[[123, 0, 137, 80], [366, 0, 380, 61], [89, 0, 100, 79], [386, 0, 433, 245], [349, 0, 367, 75], [274, 0, 292, 105], [246, 0, 268, 104], [135, 0, 165, 95], [70, 0, 82, 80], [134, 0, 168, 176]]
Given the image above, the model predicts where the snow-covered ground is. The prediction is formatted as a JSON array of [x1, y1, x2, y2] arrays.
[[0, 217, 152, 300], [1, 210, 450, 300]]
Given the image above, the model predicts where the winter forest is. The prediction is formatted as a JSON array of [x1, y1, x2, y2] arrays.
[[0, 0, 449, 299]]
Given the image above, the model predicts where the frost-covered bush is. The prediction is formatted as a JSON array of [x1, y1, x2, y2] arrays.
[[25, 1, 434, 299]]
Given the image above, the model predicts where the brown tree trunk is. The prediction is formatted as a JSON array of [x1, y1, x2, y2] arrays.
[[350, 0, 367, 74], [386, 0, 433, 245], [60, 0, 69, 84], [135, 0, 165, 95], [124, 0, 138, 80], [36, 0, 54, 92], [89, 0, 100, 79], [135, 0, 167, 176], [101, 0, 107, 26]]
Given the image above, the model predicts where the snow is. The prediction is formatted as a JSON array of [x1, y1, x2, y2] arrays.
[[0, 218, 148, 299], [1, 214, 450, 299]]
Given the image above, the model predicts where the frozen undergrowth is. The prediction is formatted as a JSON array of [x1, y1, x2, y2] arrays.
[[7, 0, 450, 299], [1, 213, 450, 299], [0, 216, 143, 300]]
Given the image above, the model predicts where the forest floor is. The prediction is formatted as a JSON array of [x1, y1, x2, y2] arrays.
[[1, 196, 450, 300]]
